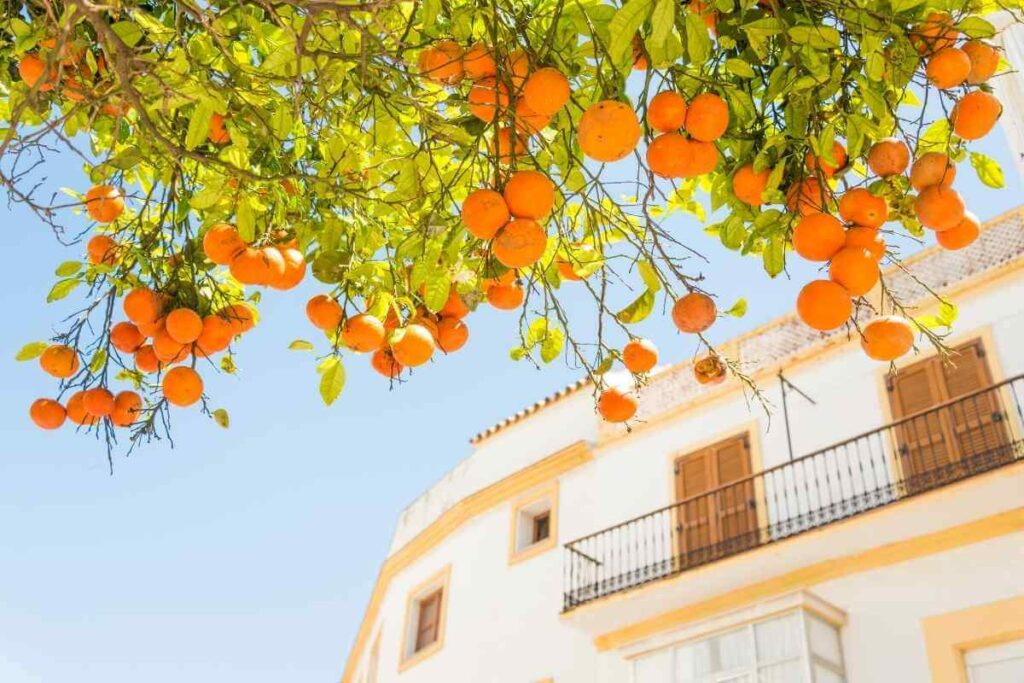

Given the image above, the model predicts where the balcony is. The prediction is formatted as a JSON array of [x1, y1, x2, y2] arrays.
[[563, 375, 1024, 612]]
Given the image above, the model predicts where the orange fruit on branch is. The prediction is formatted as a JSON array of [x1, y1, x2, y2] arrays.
[[85, 185, 124, 223], [82, 387, 115, 417], [805, 141, 847, 178], [792, 213, 845, 262], [513, 100, 552, 136], [30, 398, 66, 430], [493, 218, 547, 269], [306, 294, 343, 331], [646, 133, 690, 178], [914, 184, 966, 231], [166, 308, 203, 344], [390, 324, 435, 367], [468, 77, 509, 122], [440, 289, 470, 319], [522, 67, 570, 116], [417, 40, 464, 85], [866, 138, 910, 177], [195, 315, 234, 356], [110, 321, 144, 353], [65, 391, 97, 427], [219, 303, 256, 335], [487, 281, 524, 310], [39, 344, 80, 379], [153, 329, 189, 363], [134, 345, 161, 374], [462, 189, 510, 240], [732, 164, 771, 206], [829, 247, 879, 296], [371, 348, 404, 378], [87, 235, 118, 265], [951, 91, 1002, 140], [672, 292, 716, 334], [963, 40, 999, 84], [786, 177, 829, 216], [436, 317, 469, 353], [503, 170, 555, 219], [578, 100, 642, 162], [844, 227, 886, 261], [686, 140, 719, 176], [694, 355, 727, 385], [909, 152, 956, 191], [208, 113, 230, 144], [463, 43, 497, 80], [111, 391, 142, 427], [796, 280, 851, 332], [861, 316, 915, 361], [124, 287, 163, 325], [926, 47, 971, 89], [202, 223, 245, 265], [163, 366, 204, 407], [936, 211, 980, 250], [838, 188, 888, 229], [911, 12, 959, 55], [622, 338, 658, 374], [597, 387, 637, 423], [18, 54, 56, 90], [684, 93, 729, 142], [505, 49, 530, 91], [270, 247, 307, 290], [647, 91, 687, 133], [490, 127, 526, 164], [342, 313, 386, 352]]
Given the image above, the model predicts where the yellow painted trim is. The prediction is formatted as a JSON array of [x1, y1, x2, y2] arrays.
[[590, 506, 1024, 652], [397, 564, 451, 673], [508, 481, 560, 566], [341, 440, 593, 683], [923, 596, 1024, 683]]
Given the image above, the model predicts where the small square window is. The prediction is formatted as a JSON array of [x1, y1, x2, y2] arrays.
[[400, 566, 450, 671], [509, 483, 558, 564]]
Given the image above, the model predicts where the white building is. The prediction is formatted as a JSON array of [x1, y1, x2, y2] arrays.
[[340, 207, 1024, 683]]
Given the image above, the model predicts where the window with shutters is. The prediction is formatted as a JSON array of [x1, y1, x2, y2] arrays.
[[887, 339, 1011, 492], [673, 433, 758, 566], [400, 566, 450, 670], [509, 482, 559, 564]]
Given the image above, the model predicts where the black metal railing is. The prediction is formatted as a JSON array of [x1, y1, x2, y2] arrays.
[[563, 375, 1024, 611]]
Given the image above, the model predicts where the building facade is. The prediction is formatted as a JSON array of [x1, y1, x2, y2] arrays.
[[342, 209, 1024, 683]]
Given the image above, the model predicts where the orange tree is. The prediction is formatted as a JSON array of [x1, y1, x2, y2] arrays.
[[1, 0, 1019, 465]]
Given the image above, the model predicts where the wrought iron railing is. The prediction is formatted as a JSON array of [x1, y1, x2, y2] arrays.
[[563, 375, 1024, 611]]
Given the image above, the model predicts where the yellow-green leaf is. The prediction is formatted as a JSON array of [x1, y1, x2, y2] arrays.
[[15, 341, 49, 361]]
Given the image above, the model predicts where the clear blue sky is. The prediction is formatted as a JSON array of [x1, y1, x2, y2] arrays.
[[1, 125, 1019, 681]]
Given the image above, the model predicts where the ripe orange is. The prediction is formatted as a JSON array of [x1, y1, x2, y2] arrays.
[[936, 211, 980, 250], [867, 138, 910, 177], [623, 338, 658, 373], [522, 67, 570, 116], [203, 223, 245, 264], [911, 12, 959, 55], [672, 292, 716, 334], [64, 391, 96, 427], [687, 140, 719, 176], [124, 287, 163, 325], [926, 47, 971, 89], [85, 185, 124, 223], [110, 321, 144, 353], [914, 184, 966, 231], [261, 247, 287, 285], [111, 391, 142, 427], [792, 213, 845, 262], [838, 188, 888, 229], [219, 303, 256, 335], [163, 366, 203, 407], [30, 398, 66, 430], [951, 91, 1002, 140], [487, 282, 524, 310], [137, 316, 165, 338], [490, 127, 526, 164], [229, 247, 276, 285], [909, 152, 956, 191], [597, 387, 637, 423], [805, 141, 848, 178], [153, 328, 189, 363], [557, 260, 583, 281], [390, 324, 435, 367], [493, 218, 547, 269], [82, 388, 115, 417], [647, 91, 688, 133], [786, 177, 829, 215], [505, 49, 530, 91], [845, 227, 886, 261], [166, 308, 203, 344], [436, 317, 469, 353], [208, 112, 230, 144], [829, 247, 879, 296], [468, 77, 510, 122], [963, 40, 999, 84], [578, 100, 642, 162], [796, 280, 852, 332], [732, 164, 771, 206], [418, 40, 464, 85], [693, 355, 727, 385], [195, 315, 233, 356], [371, 348, 403, 378], [462, 189, 510, 240], [463, 43, 497, 80], [342, 313, 386, 352], [861, 316, 915, 361], [503, 171, 555, 219], [685, 93, 729, 142], [39, 344, 79, 379], [646, 133, 689, 178], [18, 54, 55, 90], [270, 247, 306, 290], [439, 289, 469, 319], [513, 100, 552, 135], [306, 294, 343, 331], [87, 235, 118, 265], [134, 344, 161, 374]]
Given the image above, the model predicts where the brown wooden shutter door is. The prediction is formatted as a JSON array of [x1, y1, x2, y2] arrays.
[[890, 361, 956, 487], [939, 342, 1010, 470], [712, 437, 758, 552], [675, 450, 714, 560]]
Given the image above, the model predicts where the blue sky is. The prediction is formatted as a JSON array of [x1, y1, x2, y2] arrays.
[[1, 124, 1020, 681]]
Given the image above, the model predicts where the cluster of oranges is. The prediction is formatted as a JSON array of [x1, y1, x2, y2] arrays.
[[17, 40, 129, 116], [204, 223, 307, 291], [646, 91, 729, 179], [418, 41, 570, 162], [30, 343, 141, 430], [305, 285, 470, 380]]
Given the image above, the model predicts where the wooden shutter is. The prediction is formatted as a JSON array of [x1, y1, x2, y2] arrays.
[[940, 342, 1009, 467], [675, 450, 715, 558], [889, 361, 956, 484], [712, 437, 757, 550], [414, 590, 442, 652]]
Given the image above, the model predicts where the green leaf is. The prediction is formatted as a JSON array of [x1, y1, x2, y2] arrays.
[[15, 341, 48, 361], [649, 0, 676, 52], [638, 261, 662, 292], [788, 26, 841, 49], [271, 106, 292, 142], [540, 327, 564, 364], [185, 101, 216, 151], [608, 0, 653, 67], [55, 261, 82, 277], [685, 11, 712, 64], [725, 58, 755, 78], [111, 21, 144, 47], [616, 289, 655, 324], [970, 152, 1004, 188], [957, 16, 996, 39], [762, 237, 785, 277], [221, 355, 237, 374], [891, 0, 925, 12], [423, 273, 450, 313], [212, 408, 230, 429], [724, 298, 748, 318], [289, 339, 315, 351], [88, 349, 107, 374], [236, 197, 256, 242], [915, 301, 958, 330], [317, 356, 346, 406], [46, 278, 80, 303]]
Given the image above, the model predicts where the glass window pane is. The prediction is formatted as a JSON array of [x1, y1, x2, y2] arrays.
[[814, 663, 845, 683], [713, 627, 754, 671], [759, 660, 806, 683], [755, 613, 802, 662], [807, 615, 842, 665], [675, 640, 713, 680], [634, 649, 673, 683]]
